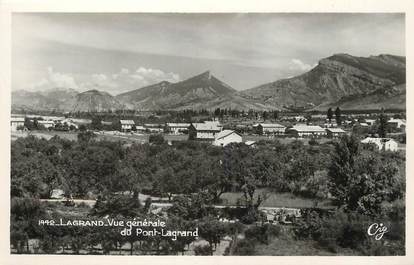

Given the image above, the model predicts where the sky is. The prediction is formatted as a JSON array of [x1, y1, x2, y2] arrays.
[[12, 13, 405, 94]]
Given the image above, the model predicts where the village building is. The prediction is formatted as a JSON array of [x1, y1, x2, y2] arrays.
[[204, 120, 222, 129], [120, 120, 135, 132], [387, 118, 406, 129], [361, 137, 398, 152], [324, 122, 338, 128], [189, 121, 222, 140], [253, 123, 286, 135], [365, 119, 376, 126], [213, 130, 242, 147], [245, 140, 256, 148], [61, 119, 79, 130], [11, 117, 25, 131], [102, 121, 113, 126], [135, 125, 146, 133], [343, 120, 353, 125], [326, 128, 346, 138], [144, 123, 164, 133], [38, 120, 55, 129], [165, 123, 190, 135], [287, 125, 326, 138], [294, 116, 307, 122], [50, 189, 65, 199]]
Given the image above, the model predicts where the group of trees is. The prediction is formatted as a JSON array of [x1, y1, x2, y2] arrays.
[[11, 132, 406, 255], [10, 133, 327, 202], [292, 134, 405, 254], [12, 132, 405, 208], [326, 107, 342, 125]]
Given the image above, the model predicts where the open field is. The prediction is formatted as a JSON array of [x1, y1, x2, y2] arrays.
[[220, 189, 333, 209]]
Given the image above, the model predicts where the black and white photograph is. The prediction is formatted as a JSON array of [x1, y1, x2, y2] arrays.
[[8, 11, 407, 257]]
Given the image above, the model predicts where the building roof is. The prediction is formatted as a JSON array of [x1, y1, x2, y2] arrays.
[[257, 123, 286, 128], [166, 123, 190, 127], [11, 117, 25, 122], [361, 137, 397, 144], [204, 121, 222, 126], [144, 123, 162, 127], [120, 120, 135, 125], [38, 120, 55, 124], [245, 140, 256, 146], [326, 128, 346, 133], [289, 125, 325, 132], [191, 122, 221, 131], [215, 130, 239, 140], [387, 118, 406, 125]]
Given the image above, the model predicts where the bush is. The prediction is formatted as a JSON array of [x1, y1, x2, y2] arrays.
[[244, 224, 281, 244], [294, 209, 404, 254], [232, 239, 256, 255], [308, 138, 319, 146], [240, 207, 264, 224], [194, 244, 212, 255], [76, 202, 90, 209], [149, 134, 165, 145]]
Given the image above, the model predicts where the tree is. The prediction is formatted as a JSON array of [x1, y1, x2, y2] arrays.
[[214, 108, 221, 118], [327, 108, 333, 123], [90, 194, 142, 217], [201, 158, 232, 202], [335, 107, 342, 125], [11, 197, 46, 253], [90, 116, 103, 131], [328, 135, 360, 208], [305, 113, 312, 124], [77, 131, 96, 144], [149, 134, 165, 145], [24, 117, 37, 130], [117, 144, 153, 199], [378, 112, 388, 138], [198, 217, 226, 254], [328, 134, 403, 214]]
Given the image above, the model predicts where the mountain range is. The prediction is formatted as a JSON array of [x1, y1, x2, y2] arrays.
[[12, 53, 406, 112]]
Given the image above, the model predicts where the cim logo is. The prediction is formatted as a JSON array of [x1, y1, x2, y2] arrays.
[[367, 223, 388, 240]]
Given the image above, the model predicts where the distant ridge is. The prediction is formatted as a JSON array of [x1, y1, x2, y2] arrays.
[[116, 70, 275, 110], [72, 89, 124, 112], [242, 54, 405, 110], [12, 53, 406, 112]]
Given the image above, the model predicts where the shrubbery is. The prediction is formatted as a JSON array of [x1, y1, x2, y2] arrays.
[[294, 207, 405, 255], [244, 224, 281, 245]]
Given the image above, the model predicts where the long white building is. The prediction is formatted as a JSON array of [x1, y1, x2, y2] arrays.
[[287, 125, 326, 137]]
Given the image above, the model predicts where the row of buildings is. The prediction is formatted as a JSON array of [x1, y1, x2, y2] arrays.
[[188, 121, 399, 151], [11, 116, 80, 131], [11, 116, 401, 151], [120, 120, 347, 139], [252, 123, 346, 138]]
